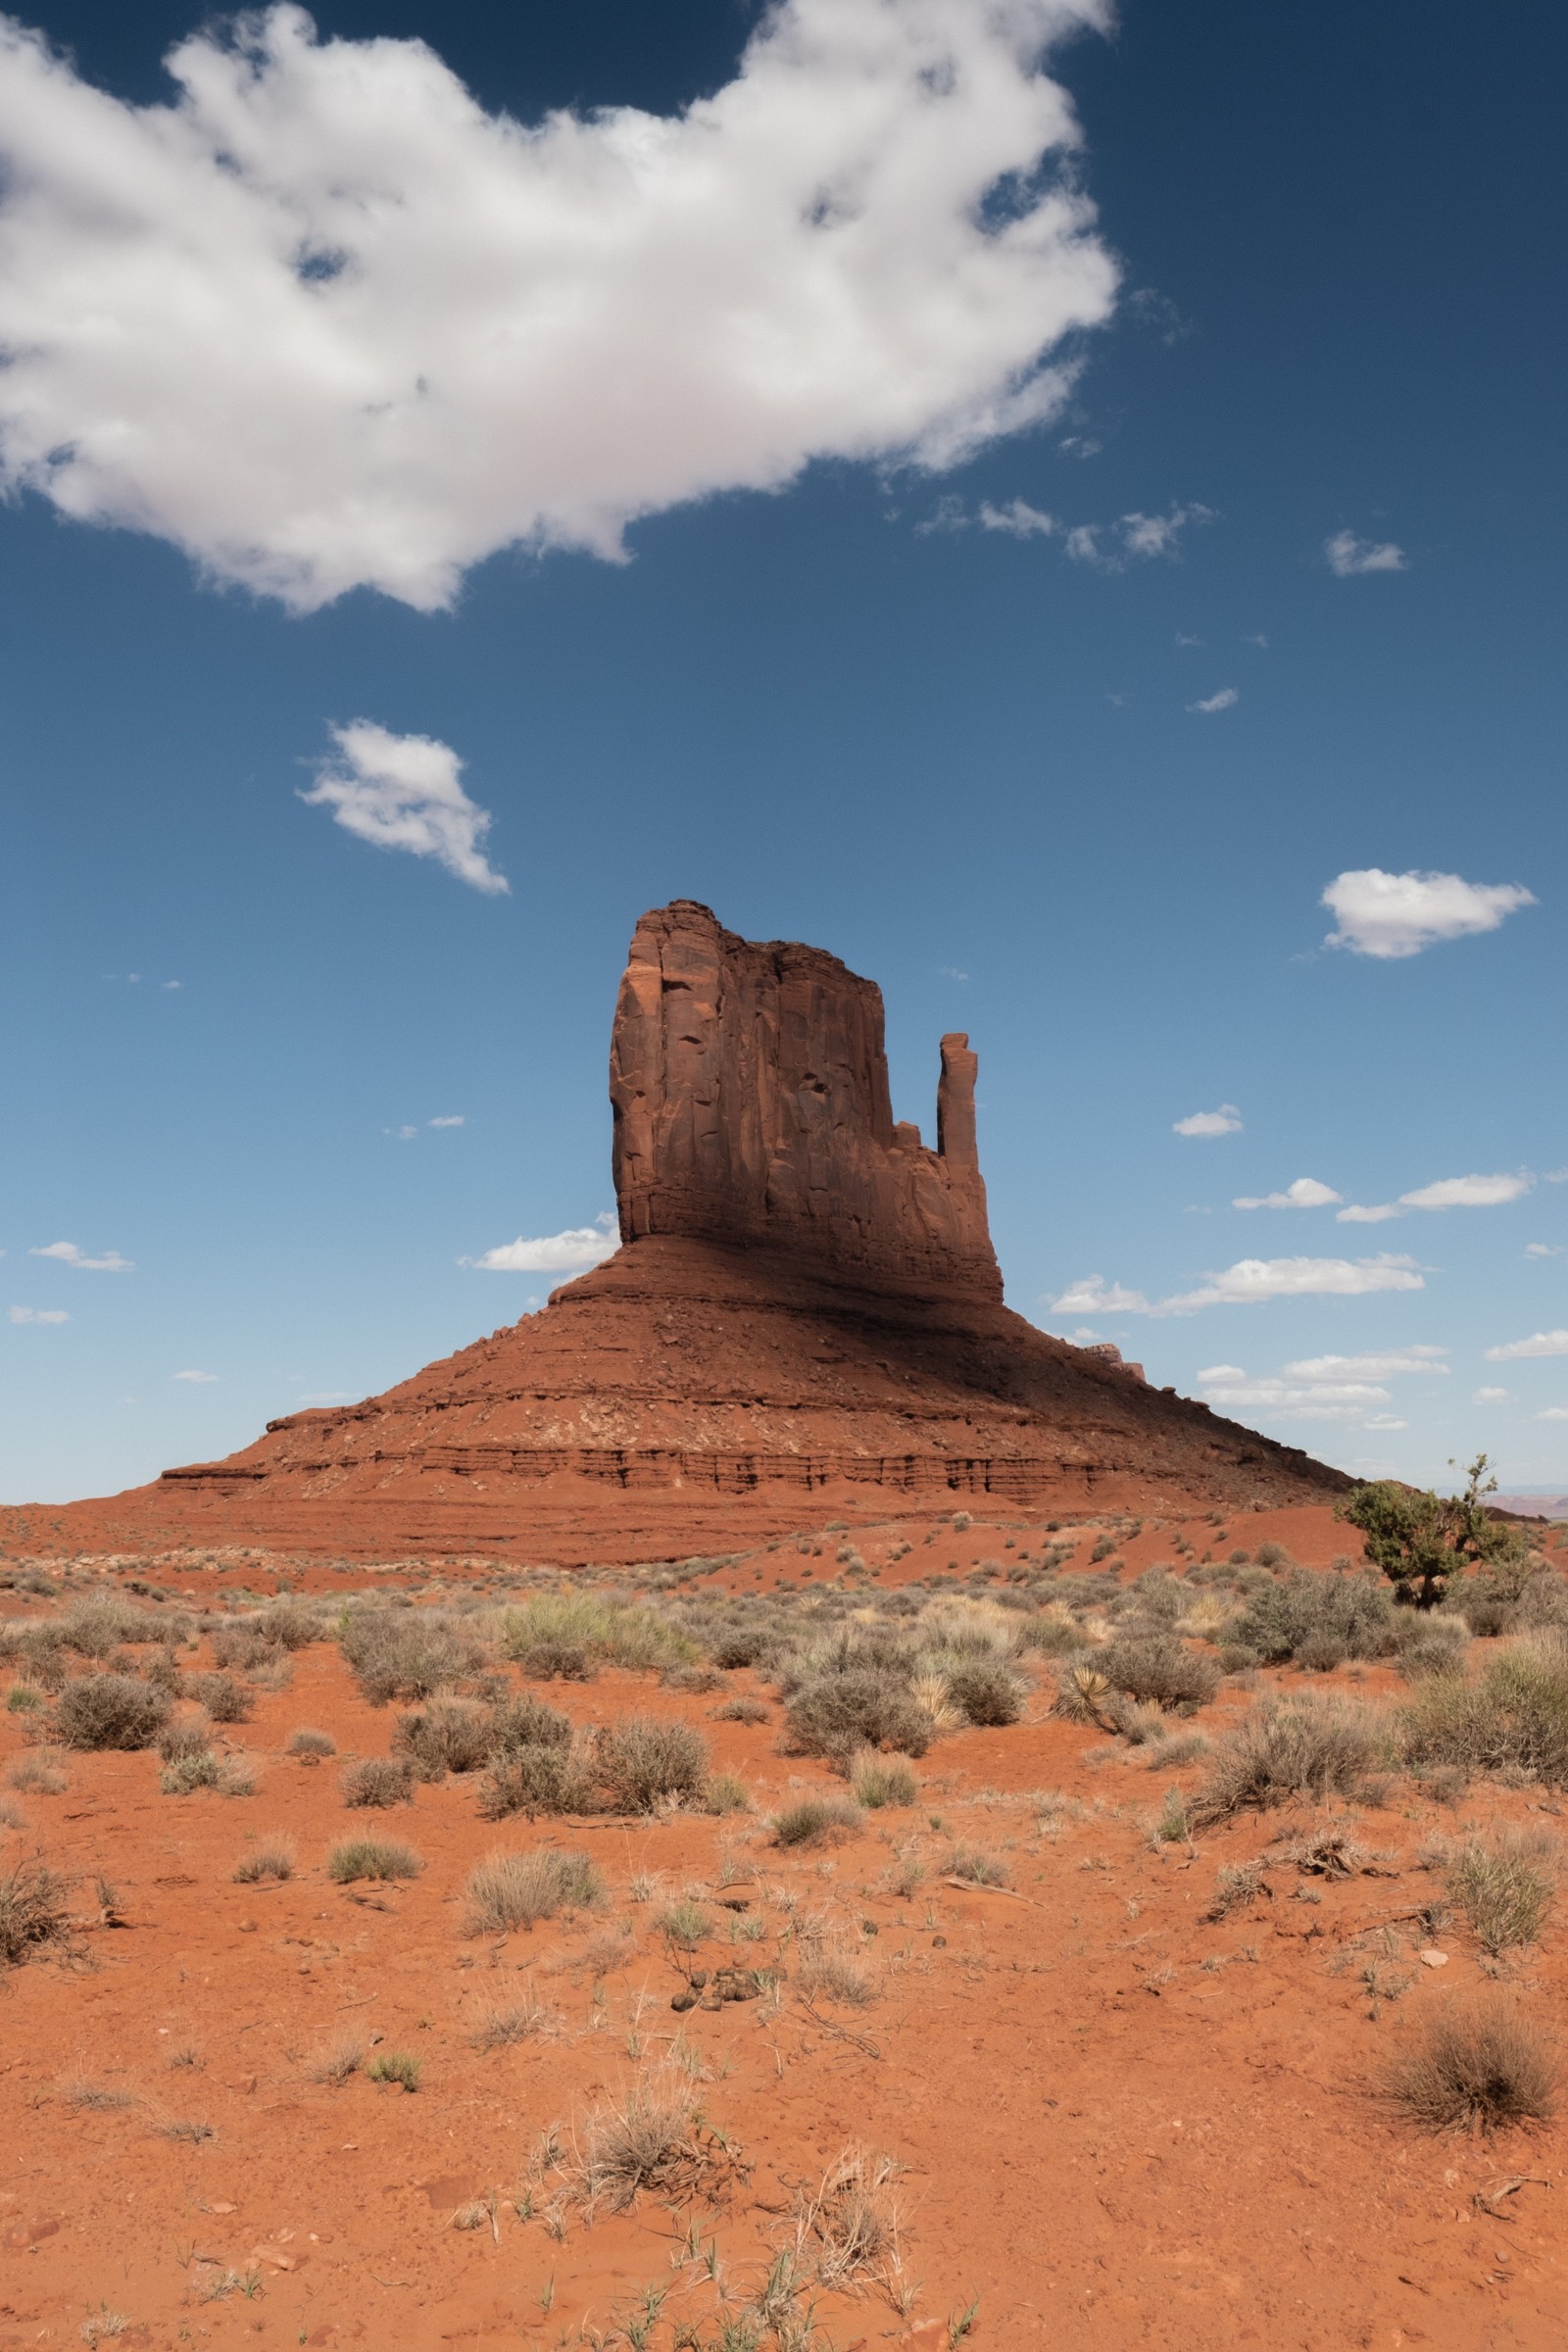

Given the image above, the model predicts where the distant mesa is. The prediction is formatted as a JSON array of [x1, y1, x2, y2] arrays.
[[13, 901, 1347, 1562]]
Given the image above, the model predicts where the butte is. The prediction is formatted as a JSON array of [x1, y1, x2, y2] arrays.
[[20, 902, 1346, 1564]]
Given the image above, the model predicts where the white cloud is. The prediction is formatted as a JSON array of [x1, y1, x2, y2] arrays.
[[29, 1241, 134, 1272], [1337, 1170, 1534, 1223], [1474, 1387, 1510, 1404], [977, 499, 1056, 539], [1324, 529, 1406, 577], [1281, 1347, 1448, 1381], [1363, 1415, 1408, 1430], [1187, 687, 1238, 714], [427, 1114, 466, 1128], [0, 1, 1118, 613], [464, 1217, 618, 1274], [172, 1368, 219, 1383], [302, 721, 508, 894], [1321, 867, 1536, 959], [938, 965, 969, 982], [1335, 1201, 1403, 1224], [9, 1304, 70, 1324], [1152, 1253, 1424, 1315], [1485, 1329, 1568, 1362], [1539, 1407, 1568, 1423], [1174, 1104, 1242, 1138], [1048, 1275, 1151, 1315], [1065, 502, 1212, 570], [1526, 1243, 1565, 1259], [1233, 1177, 1343, 1210]]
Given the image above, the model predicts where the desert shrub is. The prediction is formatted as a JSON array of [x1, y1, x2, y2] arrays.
[[59, 1597, 150, 1657], [487, 1694, 573, 1753], [1385, 2001, 1556, 2132], [470, 1999, 550, 2051], [703, 1772, 751, 1814], [55, 1673, 171, 1751], [945, 1659, 1026, 1726], [1254, 1542, 1292, 1570], [9, 1627, 69, 1690], [579, 2070, 696, 2210], [1446, 1831, 1556, 1954], [6, 1684, 43, 1714], [141, 1646, 181, 1696], [160, 1749, 220, 1794], [1193, 1695, 1383, 1824], [340, 1756, 415, 1809], [712, 1694, 769, 1724], [232, 1838, 294, 1885], [1395, 1624, 1469, 1683], [288, 1727, 335, 1760], [708, 1623, 772, 1670], [327, 1836, 421, 1884], [253, 1599, 322, 1651], [1297, 1630, 1347, 1673], [772, 1795, 862, 1847], [393, 1698, 494, 1780], [1097, 1635, 1218, 1712], [658, 1898, 710, 1950], [209, 1625, 283, 1675], [157, 1717, 212, 1764], [852, 1756, 918, 1809], [593, 1716, 709, 1813], [189, 1673, 253, 1724], [500, 1592, 698, 1677], [785, 1671, 933, 1762], [479, 1743, 597, 1820], [1235, 1570, 1394, 1665], [8, 1751, 67, 1794], [338, 1607, 489, 1704], [1014, 1612, 1094, 1658], [367, 2050, 420, 2091], [1398, 1630, 1568, 1786], [463, 1846, 601, 1933], [0, 1859, 71, 1966], [944, 1843, 1008, 1886]]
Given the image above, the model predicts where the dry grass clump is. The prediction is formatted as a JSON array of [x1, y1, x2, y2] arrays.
[[8, 1751, 68, 1795], [593, 1715, 709, 1813], [794, 2148, 903, 2290], [703, 1772, 751, 1814], [0, 1858, 72, 1966], [480, 1742, 598, 1820], [501, 1592, 698, 1679], [470, 1997, 551, 2051], [327, 1836, 422, 1885], [55, 1673, 171, 1751], [852, 1755, 918, 1809], [577, 2068, 699, 2210], [944, 1843, 1008, 1887], [157, 1718, 212, 1765], [393, 1697, 494, 1780], [712, 1694, 770, 1724], [160, 1748, 253, 1796], [463, 1846, 601, 1934], [1192, 1695, 1382, 1824], [309, 2031, 366, 2085], [1203, 1859, 1269, 1921], [188, 1672, 253, 1724], [340, 1756, 415, 1809], [1384, 2000, 1557, 2132], [1399, 1630, 1568, 1786], [232, 1838, 294, 1885], [1446, 1830, 1556, 1955], [772, 1795, 862, 1847], [797, 1937, 878, 2008]]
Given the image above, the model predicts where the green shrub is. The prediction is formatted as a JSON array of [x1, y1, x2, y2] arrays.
[[500, 1593, 698, 1677], [393, 1698, 494, 1780], [1234, 1570, 1394, 1665], [945, 1659, 1026, 1726], [593, 1716, 709, 1813], [55, 1673, 171, 1751], [5, 1685, 42, 1714], [463, 1847, 601, 1933], [1097, 1635, 1218, 1712], [367, 2051, 421, 2092], [340, 1756, 415, 1809], [852, 1756, 918, 1808], [785, 1670, 933, 1762], [327, 1837, 422, 1885], [1399, 1631, 1568, 1786], [1193, 1695, 1382, 1824], [658, 1898, 710, 1950]]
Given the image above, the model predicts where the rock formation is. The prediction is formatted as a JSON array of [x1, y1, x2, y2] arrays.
[[610, 901, 999, 1298], [12, 902, 1348, 1564]]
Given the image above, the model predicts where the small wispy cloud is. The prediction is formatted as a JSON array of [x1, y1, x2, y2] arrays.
[[172, 1368, 218, 1383], [1474, 1386, 1510, 1403], [1052, 1254, 1423, 1321], [977, 499, 1056, 539], [301, 721, 509, 896], [1337, 1171, 1533, 1224], [1234, 1178, 1343, 1210], [1174, 1104, 1242, 1138], [1527, 1243, 1565, 1259], [1047, 1276, 1151, 1316], [1485, 1329, 1568, 1363], [1321, 867, 1535, 959], [938, 965, 969, 983], [1539, 1406, 1568, 1423], [1197, 1343, 1445, 1423], [1187, 687, 1238, 714], [427, 1115, 466, 1129], [463, 1214, 617, 1274], [1325, 529, 1406, 576], [929, 500, 1211, 570], [30, 1241, 134, 1273], [9, 1305, 70, 1324]]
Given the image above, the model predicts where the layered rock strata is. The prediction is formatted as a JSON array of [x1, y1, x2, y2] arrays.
[[18, 902, 1348, 1563]]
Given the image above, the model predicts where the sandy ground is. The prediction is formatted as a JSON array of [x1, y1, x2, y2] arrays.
[[3, 1503, 1567, 2351]]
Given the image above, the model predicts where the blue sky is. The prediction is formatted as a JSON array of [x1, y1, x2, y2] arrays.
[[1, 0, 1564, 1504]]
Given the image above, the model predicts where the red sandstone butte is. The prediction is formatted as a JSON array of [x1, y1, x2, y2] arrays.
[[5, 901, 1347, 1562]]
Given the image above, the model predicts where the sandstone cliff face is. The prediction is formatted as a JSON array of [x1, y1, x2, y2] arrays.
[[610, 901, 1000, 1300]]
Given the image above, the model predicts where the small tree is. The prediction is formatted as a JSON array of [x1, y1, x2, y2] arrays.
[[1339, 1454, 1526, 1610]]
